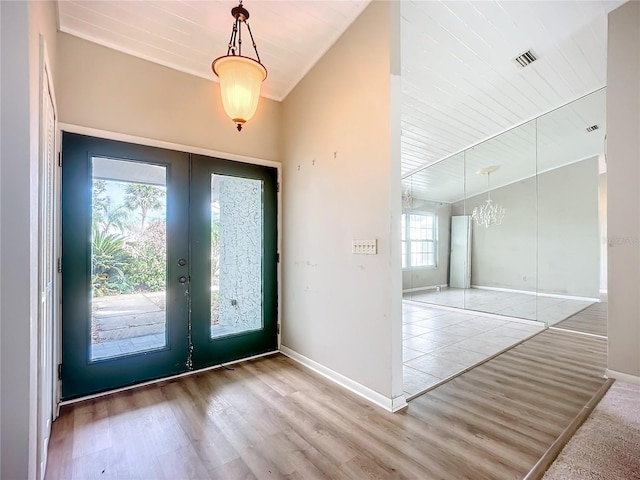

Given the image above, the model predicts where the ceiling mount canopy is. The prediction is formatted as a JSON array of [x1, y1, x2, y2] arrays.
[[212, 0, 267, 132]]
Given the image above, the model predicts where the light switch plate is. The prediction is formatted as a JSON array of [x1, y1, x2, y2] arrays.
[[352, 239, 377, 255]]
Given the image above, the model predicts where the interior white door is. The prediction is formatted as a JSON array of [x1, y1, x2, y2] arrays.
[[37, 56, 56, 480], [450, 215, 471, 289]]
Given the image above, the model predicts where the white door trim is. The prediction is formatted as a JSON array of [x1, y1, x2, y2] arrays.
[[37, 34, 59, 480]]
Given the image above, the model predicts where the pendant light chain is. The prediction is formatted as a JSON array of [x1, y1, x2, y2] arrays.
[[225, 0, 262, 62], [237, 13, 243, 56], [245, 21, 261, 63], [487, 172, 492, 202], [212, 0, 268, 131]]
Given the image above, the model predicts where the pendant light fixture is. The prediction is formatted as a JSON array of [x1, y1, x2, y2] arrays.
[[212, 0, 267, 132]]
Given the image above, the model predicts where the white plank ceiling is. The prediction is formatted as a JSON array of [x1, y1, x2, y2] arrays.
[[401, 0, 624, 178], [403, 88, 606, 203], [58, 0, 623, 191], [57, 0, 370, 102]]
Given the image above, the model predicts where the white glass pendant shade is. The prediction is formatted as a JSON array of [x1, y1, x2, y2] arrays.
[[212, 55, 267, 131]]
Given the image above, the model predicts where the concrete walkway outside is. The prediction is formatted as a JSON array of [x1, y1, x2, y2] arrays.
[[91, 292, 166, 360]]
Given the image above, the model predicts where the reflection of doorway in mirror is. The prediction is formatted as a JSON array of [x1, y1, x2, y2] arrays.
[[450, 216, 471, 289], [598, 160, 608, 302]]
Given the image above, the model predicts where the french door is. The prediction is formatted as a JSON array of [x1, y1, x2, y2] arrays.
[[61, 133, 277, 399]]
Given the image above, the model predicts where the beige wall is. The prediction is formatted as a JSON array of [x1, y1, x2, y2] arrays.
[[56, 33, 281, 162], [1, 1, 59, 478], [56, 2, 405, 405], [607, 1, 640, 379], [281, 1, 403, 404]]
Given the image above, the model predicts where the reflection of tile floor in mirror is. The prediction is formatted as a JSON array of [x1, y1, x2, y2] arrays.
[[402, 301, 545, 397], [405, 287, 595, 325]]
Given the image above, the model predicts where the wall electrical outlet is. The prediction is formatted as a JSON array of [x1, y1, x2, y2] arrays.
[[352, 239, 377, 255]]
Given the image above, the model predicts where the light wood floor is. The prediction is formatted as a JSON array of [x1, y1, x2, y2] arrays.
[[46, 329, 607, 480], [553, 302, 607, 337]]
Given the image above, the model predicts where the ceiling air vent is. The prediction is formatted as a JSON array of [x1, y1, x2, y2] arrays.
[[586, 125, 599, 133], [514, 50, 537, 68]]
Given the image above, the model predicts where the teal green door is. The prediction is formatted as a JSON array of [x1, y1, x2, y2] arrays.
[[61, 133, 277, 400], [190, 155, 277, 369]]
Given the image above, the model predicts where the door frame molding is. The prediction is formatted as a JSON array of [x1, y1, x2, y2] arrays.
[[58, 123, 282, 170]]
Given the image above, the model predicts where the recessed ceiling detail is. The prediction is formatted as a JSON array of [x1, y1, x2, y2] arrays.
[[514, 50, 537, 68], [586, 125, 600, 132]]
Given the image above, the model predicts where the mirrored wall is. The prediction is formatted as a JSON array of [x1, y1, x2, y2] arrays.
[[402, 88, 606, 325]]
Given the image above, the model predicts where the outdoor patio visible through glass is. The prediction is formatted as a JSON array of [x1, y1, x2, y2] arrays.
[[90, 157, 167, 361]]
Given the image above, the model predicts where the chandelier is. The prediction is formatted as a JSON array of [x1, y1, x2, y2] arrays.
[[471, 166, 506, 228], [212, 1, 267, 132], [402, 187, 413, 209]]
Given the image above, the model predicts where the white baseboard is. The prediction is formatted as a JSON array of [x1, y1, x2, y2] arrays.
[[279, 345, 407, 412], [471, 285, 537, 296], [537, 291, 599, 302], [605, 368, 640, 385], [471, 285, 599, 302], [549, 326, 606, 339], [402, 298, 541, 326], [402, 284, 447, 294]]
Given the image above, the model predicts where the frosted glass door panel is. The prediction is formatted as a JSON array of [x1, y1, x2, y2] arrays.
[[210, 175, 263, 338]]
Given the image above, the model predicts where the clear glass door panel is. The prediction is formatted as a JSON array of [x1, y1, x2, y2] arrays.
[[90, 157, 167, 360], [210, 174, 264, 338]]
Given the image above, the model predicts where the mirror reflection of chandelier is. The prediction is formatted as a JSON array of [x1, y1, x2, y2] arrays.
[[472, 166, 506, 228], [402, 187, 413, 209]]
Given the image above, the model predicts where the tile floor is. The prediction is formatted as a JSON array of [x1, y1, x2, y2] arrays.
[[405, 287, 594, 325], [402, 301, 545, 397]]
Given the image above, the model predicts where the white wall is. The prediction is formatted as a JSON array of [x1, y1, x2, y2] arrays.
[[607, 1, 640, 379], [537, 158, 600, 297], [452, 159, 600, 298], [599, 172, 608, 296], [453, 177, 538, 292], [1, 1, 58, 478], [281, 1, 403, 406], [56, 33, 281, 162]]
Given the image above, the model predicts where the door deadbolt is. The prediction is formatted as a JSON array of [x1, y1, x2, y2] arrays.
[[178, 275, 188, 284], [178, 258, 187, 266]]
